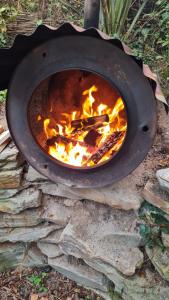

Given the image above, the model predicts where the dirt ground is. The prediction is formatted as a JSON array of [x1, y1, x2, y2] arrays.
[[0, 267, 103, 300]]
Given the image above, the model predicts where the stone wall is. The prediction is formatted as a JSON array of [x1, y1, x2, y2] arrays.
[[0, 102, 169, 299]]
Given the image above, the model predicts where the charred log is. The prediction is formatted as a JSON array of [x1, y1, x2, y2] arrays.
[[87, 131, 125, 164], [46, 134, 96, 153], [84, 129, 102, 147], [71, 114, 109, 131]]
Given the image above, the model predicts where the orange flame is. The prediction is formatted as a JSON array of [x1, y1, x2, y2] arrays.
[[42, 85, 127, 167]]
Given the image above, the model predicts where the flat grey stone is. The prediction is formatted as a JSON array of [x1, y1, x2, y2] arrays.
[[142, 180, 169, 214], [29, 167, 141, 210], [23, 244, 47, 267], [0, 207, 42, 227], [0, 189, 19, 199], [0, 168, 23, 189], [70, 175, 142, 210], [40, 182, 80, 200], [49, 255, 110, 293], [42, 196, 82, 226], [26, 166, 47, 182], [0, 224, 61, 242], [0, 160, 22, 170], [0, 242, 47, 271], [156, 168, 169, 193], [0, 188, 41, 214], [0, 143, 20, 162], [39, 229, 63, 244], [37, 242, 62, 258], [59, 201, 143, 276], [0, 242, 25, 272], [86, 258, 169, 300]]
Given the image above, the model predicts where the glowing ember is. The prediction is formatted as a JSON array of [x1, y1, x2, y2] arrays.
[[39, 84, 127, 167]]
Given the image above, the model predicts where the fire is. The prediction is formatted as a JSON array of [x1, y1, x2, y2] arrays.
[[42, 85, 127, 167]]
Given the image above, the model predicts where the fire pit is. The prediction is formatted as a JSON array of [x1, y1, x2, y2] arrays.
[[29, 69, 127, 169], [0, 2, 157, 187]]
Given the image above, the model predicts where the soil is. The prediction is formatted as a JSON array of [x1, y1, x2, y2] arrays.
[[0, 266, 103, 300]]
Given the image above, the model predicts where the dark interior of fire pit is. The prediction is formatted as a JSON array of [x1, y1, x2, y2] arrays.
[[28, 69, 128, 169]]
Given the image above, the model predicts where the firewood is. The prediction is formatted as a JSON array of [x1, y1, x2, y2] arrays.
[[0, 130, 10, 146], [71, 114, 109, 131], [0, 125, 4, 135], [87, 131, 124, 164], [46, 135, 82, 147], [84, 129, 102, 147], [46, 135, 96, 153], [0, 130, 11, 153]]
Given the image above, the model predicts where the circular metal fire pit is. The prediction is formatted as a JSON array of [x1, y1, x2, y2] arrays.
[[6, 35, 156, 188]]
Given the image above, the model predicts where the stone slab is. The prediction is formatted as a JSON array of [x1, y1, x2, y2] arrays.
[[0, 189, 19, 199], [86, 258, 169, 300], [23, 244, 47, 267], [0, 168, 23, 189], [70, 176, 142, 210], [0, 143, 20, 162], [0, 160, 22, 170], [37, 242, 62, 258], [0, 207, 42, 227], [40, 182, 80, 200], [0, 242, 25, 272], [0, 224, 61, 242], [0, 242, 47, 271], [39, 229, 63, 244], [156, 168, 169, 193], [59, 201, 143, 276], [42, 196, 82, 226], [142, 180, 169, 214], [48, 255, 110, 293], [28, 166, 142, 210], [26, 166, 47, 182], [0, 188, 41, 214]]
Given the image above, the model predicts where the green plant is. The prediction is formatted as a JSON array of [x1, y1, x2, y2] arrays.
[[127, 0, 169, 61], [125, 0, 149, 39], [0, 90, 7, 103], [27, 272, 48, 292], [139, 201, 169, 249], [100, 0, 132, 37], [18, 0, 38, 12], [0, 5, 17, 34], [0, 4, 18, 47], [85, 296, 92, 300], [36, 19, 43, 26], [0, 33, 6, 47]]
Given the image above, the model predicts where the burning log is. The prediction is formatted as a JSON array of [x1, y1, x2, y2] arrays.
[[46, 135, 96, 153], [84, 129, 102, 147], [87, 131, 125, 164], [47, 135, 82, 147], [71, 114, 109, 131]]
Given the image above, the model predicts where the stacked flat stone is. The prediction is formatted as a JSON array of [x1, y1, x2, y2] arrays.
[[1, 140, 169, 300]]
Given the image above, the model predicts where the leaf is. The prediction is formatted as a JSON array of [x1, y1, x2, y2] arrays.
[[36, 19, 43, 26], [140, 224, 151, 238]]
